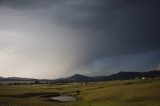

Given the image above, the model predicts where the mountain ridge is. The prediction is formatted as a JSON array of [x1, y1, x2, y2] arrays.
[[53, 70, 160, 83], [0, 70, 160, 82]]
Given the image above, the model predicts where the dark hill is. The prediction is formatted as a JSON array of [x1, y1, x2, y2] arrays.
[[0, 77, 36, 81], [0, 70, 160, 82], [63, 70, 160, 82], [67, 74, 90, 81]]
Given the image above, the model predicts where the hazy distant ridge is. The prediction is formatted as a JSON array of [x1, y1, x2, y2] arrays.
[[0, 70, 160, 82], [55, 70, 160, 82]]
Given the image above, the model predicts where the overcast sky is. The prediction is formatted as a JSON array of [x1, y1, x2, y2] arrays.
[[0, 0, 159, 79]]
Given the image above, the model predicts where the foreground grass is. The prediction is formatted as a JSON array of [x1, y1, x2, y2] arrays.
[[0, 79, 160, 106]]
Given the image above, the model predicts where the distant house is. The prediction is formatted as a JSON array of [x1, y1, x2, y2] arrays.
[[141, 77, 146, 80]]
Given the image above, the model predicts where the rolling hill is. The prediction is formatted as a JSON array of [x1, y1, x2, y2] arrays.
[[58, 70, 160, 82], [0, 70, 160, 82]]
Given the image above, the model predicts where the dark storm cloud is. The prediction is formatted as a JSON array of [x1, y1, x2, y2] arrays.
[[47, 0, 160, 63], [0, 0, 60, 9], [2, 0, 160, 62], [0, 0, 159, 78], [73, 49, 160, 76], [52, 0, 160, 73], [0, 0, 33, 9]]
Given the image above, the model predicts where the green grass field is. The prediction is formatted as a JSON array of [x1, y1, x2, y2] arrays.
[[0, 79, 160, 106]]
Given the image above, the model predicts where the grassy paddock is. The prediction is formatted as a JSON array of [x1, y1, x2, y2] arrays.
[[0, 79, 160, 106]]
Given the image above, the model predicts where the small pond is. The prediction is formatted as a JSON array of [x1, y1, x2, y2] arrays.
[[50, 95, 76, 102]]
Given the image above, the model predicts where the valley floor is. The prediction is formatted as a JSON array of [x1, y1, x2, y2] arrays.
[[0, 78, 160, 106]]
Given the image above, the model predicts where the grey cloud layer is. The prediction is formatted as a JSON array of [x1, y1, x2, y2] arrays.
[[50, 0, 160, 63], [0, 0, 159, 78]]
